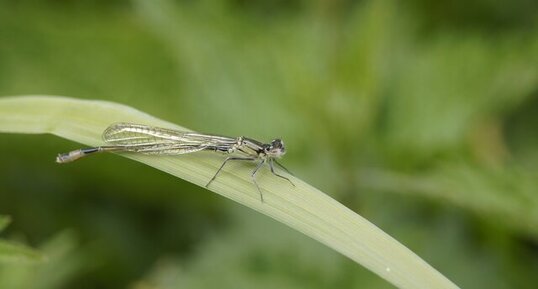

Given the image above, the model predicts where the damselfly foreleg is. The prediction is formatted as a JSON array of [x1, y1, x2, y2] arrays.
[[269, 159, 295, 187]]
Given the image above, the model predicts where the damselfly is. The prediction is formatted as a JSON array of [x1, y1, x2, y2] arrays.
[[56, 123, 294, 202]]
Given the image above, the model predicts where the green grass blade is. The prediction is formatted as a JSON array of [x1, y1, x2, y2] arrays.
[[0, 95, 459, 289]]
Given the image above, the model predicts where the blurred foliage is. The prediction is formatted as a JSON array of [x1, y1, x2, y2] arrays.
[[0, 231, 87, 289], [0, 215, 44, 264], [0, 216, 9, 232], [0, 0, 537, 288], [131, 207, 389, 289]]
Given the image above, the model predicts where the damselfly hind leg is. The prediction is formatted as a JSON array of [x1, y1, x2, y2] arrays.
[[206, 156, 256, 188], [206, 157, 268, 203]]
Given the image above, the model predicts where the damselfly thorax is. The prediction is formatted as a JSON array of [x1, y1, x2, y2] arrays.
[[56, 123, 294, 202]]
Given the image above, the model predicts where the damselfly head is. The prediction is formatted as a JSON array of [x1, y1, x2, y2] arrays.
[[265, 139, 286, 158]]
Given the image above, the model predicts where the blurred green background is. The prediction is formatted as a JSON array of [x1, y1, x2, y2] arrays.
[[1, 0, 538, 288]]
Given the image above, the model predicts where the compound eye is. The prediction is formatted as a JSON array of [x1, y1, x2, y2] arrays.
[[272, 139, 283, 148]]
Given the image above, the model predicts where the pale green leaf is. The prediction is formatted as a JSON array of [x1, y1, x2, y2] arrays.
[[0, 95, 459, 289]]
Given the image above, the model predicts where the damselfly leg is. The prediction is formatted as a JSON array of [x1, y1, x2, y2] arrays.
[[274, 159, 295, 176], [206, 156, 256, 188], [250, 160, 266, 202], [269, 159, 295, 187]]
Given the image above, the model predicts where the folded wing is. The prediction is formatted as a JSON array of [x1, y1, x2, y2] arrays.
[[102, 123, 236, 155]]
